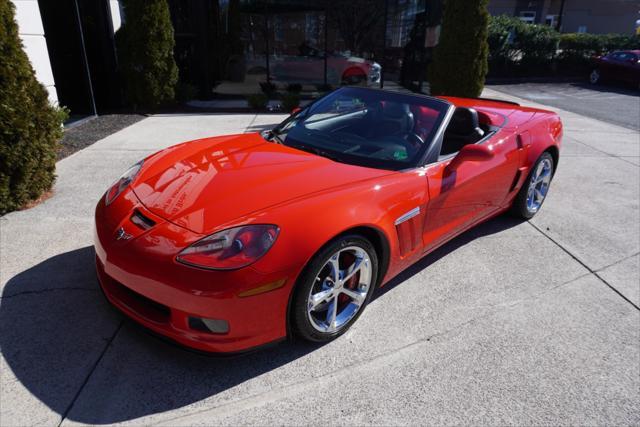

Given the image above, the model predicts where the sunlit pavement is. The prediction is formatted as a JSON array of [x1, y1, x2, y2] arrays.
[[1, 89, 638, 426], [488, 81, 640, 131]]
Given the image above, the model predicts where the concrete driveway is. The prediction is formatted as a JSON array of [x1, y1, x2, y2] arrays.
[[488, 82, 640, 131], [1, 89, 638, 426]]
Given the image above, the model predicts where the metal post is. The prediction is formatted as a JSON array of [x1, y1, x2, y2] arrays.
[[323, 7, 328, 86], [73, 0, 97, 116], [381, 0, 388, 89], [556, 0, 567, 32], [264, 5, 271, 84]]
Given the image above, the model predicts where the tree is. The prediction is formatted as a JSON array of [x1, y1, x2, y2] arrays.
[[116, 0, 179, 109], [429, 0, 490, 97], [327, 0, 386, 55], [0, 0, 65, 214]]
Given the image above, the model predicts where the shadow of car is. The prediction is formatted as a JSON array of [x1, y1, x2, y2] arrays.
[[0, 216, 522, 424]]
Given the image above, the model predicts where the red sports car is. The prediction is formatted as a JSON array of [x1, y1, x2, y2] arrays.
[[95, 87, 562, 353], [590, 50, 640, 89]]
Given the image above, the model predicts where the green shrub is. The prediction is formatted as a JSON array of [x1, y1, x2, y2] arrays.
[[429, 0, 490, 97], [488, 15, 523, 65], [247, 93, 268, 110], [600, 34, 640, 51], [115, 0, 178, 109], [0, 0, 66, 214], [259, 81, 277, 97], [559, 33, 640, 59], [488, 15, 559, 72], [281, 93, 300, 112], [517, 23, 559, 67], [559, 33, 603, 56]]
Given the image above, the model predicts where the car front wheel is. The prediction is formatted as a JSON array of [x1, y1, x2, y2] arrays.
[[291, 235, 378, 342], [589, 69, 601, 84]]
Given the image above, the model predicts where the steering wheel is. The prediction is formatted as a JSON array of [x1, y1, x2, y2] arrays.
[[406, 132, 425, 149]]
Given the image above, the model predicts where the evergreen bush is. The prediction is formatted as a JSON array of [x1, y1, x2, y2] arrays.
[[115, 0, 178, 109], [0, 0, 66, 214], [429, 0, 490, 97]]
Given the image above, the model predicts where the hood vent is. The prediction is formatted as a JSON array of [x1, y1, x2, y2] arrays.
[[130, 210, 156, 230]]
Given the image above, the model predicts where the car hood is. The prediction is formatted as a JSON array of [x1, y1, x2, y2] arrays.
[[132, 133, 390, 234]]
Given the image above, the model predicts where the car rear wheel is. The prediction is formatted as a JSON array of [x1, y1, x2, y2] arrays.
[[589, 69, 601, 84], [511, 152, 554, 219], [291, 235, 378, 342]]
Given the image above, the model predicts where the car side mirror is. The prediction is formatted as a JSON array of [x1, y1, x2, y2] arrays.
[[446, 144, 494, 173]]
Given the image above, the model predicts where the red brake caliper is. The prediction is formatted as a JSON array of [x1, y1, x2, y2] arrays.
[[339, 253, 358, 305]]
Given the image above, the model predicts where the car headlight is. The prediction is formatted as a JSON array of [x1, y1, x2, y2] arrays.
[[105, 160, 143, 205], [176, 224, 280, 270]]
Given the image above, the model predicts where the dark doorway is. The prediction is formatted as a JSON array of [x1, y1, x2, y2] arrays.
[[169, 0, 221, 99], [38, 0, 119, 116], [38, 0, 95, 116], [76, 0, 120, 111]]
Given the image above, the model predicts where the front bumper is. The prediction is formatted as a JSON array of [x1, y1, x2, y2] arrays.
[[94, 190, 295, 353]]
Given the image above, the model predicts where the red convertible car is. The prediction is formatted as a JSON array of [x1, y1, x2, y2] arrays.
[[95, 87, 562, 353]]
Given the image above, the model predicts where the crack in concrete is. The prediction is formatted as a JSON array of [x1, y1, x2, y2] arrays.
[[528, 221, 639, 311], [57, 321, 124, 427], [563, 135, 639, 167], [595, 251, 640, 273], [0, 287, 98, 300]]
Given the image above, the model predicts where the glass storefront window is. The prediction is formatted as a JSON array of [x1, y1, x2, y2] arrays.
[[168, 0, 443, 100]]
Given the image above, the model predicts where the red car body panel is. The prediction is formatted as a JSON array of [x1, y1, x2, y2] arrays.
[[95, 95, 562, 353]]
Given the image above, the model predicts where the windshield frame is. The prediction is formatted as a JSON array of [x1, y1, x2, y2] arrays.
[[271, 87, 454, 171]]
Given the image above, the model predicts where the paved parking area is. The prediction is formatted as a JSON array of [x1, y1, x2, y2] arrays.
[[1, 89, 638, 426], [488, 82, 640, 131]]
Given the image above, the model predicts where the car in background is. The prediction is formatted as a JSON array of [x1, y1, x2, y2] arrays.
[[590, 50, 640, 89], [272, 46, 381, 86]]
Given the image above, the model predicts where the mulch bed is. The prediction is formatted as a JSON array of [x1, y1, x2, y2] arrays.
[[58, 114, 146, 160]]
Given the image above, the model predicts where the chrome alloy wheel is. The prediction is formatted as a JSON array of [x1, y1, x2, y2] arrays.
[[307, 246, 372, 333], [590, 69, 600, 84], [526, 158, 552, 213]]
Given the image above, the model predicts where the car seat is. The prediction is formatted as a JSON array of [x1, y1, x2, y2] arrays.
[[441, 107, 485, 155]]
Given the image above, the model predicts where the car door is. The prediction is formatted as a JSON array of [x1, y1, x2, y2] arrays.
[[618, 52, 639, 83], [604, 52, 630, 82], [421, 130, 519, 252]]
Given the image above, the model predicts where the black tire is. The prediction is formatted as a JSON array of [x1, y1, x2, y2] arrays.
[[511, 152, 554, 219], [291, 234, 378, 342]]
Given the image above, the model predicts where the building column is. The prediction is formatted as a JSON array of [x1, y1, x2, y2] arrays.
[[10, 0, 59, 105]]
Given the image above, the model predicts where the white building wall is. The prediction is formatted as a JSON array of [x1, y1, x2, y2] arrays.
[[109, 0, 122, 32], [11, 0, 58, 105]]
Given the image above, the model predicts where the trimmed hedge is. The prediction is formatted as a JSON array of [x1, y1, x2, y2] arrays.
[[429, 0, 490, 97], [0, 0, 66, 214], [115, 0, 179, 109], [488, 15, 559, 74], [488, 15, 640, 77]]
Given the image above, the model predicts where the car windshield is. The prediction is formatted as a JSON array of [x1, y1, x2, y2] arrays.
[[271, 87, 451, 170]]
